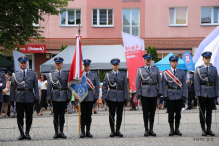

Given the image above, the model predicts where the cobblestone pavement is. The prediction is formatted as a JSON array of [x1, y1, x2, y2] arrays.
[[0, 105, 219, 146]]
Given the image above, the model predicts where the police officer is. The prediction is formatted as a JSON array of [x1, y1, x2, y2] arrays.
[[0, 68, 6, 117], [162, 55, 186, 136], [80, 59, 99, 138], [186, 70, 195, 110], [194, 51, 218, 136], [136, 53, 162, 137], [102, 58, 128, 137], [10, 56, 39, 140], [47, 57, 71, 139]]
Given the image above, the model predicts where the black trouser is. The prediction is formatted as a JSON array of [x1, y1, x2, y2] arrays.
[[81, 101, 93, 128], [168, 99, 182, 124], [16, 102, 34, 134], [188, 91, 195, 108], [141, 97, 157, 129], [52, 101, 66, 127], [199, 97, 214, 128], [0, 102, 2, 113], [131, 93, 136, 109], [108, 101, 123, 132]]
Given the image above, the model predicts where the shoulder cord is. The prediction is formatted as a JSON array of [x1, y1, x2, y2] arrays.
[[163, 71, 174, 83], [197, 68, 208, 82], [139, 68, 150, 81], [12, 73, 25, 86], [49, 73, 61, 86], [107, 73, 116, 87]]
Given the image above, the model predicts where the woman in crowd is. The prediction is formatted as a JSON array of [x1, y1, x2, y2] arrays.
[[38, 75, 47, 116], [1, 75, 11, 118], [98, 84, 103, 111]]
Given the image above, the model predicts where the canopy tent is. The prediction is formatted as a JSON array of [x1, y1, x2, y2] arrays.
[[40, 45, 127, 72], [0, 57, 14, 67], [155, 52, 187, 71]]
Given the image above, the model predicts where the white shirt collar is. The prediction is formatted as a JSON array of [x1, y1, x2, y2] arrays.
[[20, 69, 27, 74], [113, 70, 118, 74], [171, 67, 177, 73], [56, 70, 62, 74], [203, 64, 209, 68], [85, 71, 90, 74]]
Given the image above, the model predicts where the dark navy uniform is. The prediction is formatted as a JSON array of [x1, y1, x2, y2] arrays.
[[194, 51, 218, 136], [162, 55, 187, 136], [10, 56, 39, 140], [187, 70, 196, 109], [47, 57, 71, 139], [0, 69, 6, 115], [135, 53, 162, 136], [80, 59, 99, 138], [102, 58, 128, 137]]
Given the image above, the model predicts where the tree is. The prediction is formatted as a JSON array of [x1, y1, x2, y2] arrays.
[[99, 70, 108, 82], [146, 46, 152, 53], [151, 47, 159, 63], [0, 0, 73, 52], [60, 44, 68, 52]]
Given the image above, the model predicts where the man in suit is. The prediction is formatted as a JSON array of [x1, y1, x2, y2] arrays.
[[0, 68, 6, 118], [186, 70, 195, 110], [162, 55, 187, 136], [10, 56, 39, 140], [47, 57, 71, 139], [102, 58, 128, 137], [194, 51, 218, 136], [80, 59, 99, 138], [136, 53, 162, 137]]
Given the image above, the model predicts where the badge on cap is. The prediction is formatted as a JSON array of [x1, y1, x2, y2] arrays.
[[111, 58, 120, 65], [202, 51, 212, 58], [169, 55, 179, 61], [54, 57, 64, 63], [18, 56, 28, 62], [143, 54, 152, 60], [83, 59, 91, 65]]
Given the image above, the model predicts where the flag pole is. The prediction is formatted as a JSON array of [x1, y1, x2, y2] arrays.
[[78, 24, 81, 135]]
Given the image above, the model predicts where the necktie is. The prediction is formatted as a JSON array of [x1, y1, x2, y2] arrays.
[[59, 71, 61, 76], [174, 69, 176, 75], [116, 73, 117, 77], [23, 71, 25, 77], [148, 67, 150, 71], [86, 73, 88, 77], [206, 67, 208, 72]]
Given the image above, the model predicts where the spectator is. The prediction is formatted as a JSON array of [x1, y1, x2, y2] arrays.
[[38, 75, 47, 116], [130, 89, 137, 110], [98, 84, 103, 111], [1, 75, 11, 118]]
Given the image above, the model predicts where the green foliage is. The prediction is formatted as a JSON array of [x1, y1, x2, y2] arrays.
[[99, 71, 108, 82], [146, 46, 152, 53], [151, 47, 159, 63], [60, 44, 68, 52], [0, 0, 73, 51]]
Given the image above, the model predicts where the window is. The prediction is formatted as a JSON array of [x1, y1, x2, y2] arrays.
[[92, 9, 113, 27], [60, 9, 81, 26], [201, 7, 219, 25], [169, 7, 187, 26], [33, 15, 39, 27], [122, 9, 140, 36]]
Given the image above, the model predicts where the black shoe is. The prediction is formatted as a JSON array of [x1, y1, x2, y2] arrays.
[[149, 124, 156, 136], [175, 130, 182, 136], [94, 111, 97, 114], [115, 131, 123, 137], [25, 133, 31, 140], [207, 124, 215, 136], [86, 131, 93, 138], [53, 132, 59, 139], [169, 123, 174, 136], [18, 133, 25, 140], [144, 130, 149, 137], [110, 131, 115, 137], [202, 129, 207, 136], [59, 132, 67, 138], [80, 131, 85, 138]]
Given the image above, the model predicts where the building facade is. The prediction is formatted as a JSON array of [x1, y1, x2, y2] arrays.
[[3, 0, 219, 73]]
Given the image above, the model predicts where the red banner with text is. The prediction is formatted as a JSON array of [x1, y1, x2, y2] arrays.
[[15, 44, 46, 53], [122, 32, 145, 91]]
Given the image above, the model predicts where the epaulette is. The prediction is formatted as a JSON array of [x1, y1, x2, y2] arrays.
[[91, 71, 97, 74], [197, 66, 202, 68], [177, 69, 182, 71], [140, 66, 144, 68], [152, 66, 158, 68]]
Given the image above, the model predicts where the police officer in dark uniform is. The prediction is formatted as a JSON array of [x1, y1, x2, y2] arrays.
[[0, 68, 6, 116], [80, 59, 99, 138], [102, 58, 128, 137], [186, 70, 195, 110], [194, 51, 218, 136], [10, 56, 39, 140], [136, 53, 162, 137], [162, 55, 187, 136], [47, 57, 71, 139]]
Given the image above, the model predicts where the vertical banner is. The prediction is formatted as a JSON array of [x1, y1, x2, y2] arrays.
[[121, 32, 145, 91], [182, 52, 194, 71]]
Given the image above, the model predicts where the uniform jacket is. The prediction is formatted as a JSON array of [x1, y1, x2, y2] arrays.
[[83, 71, 99, 102], [194, 65, 218, 98], [0, 71, 6, 102], [47, 70, 71, 102], [135, 65, 162, 97], [10, 70, 39, 103], [162, 68, 187, 100], [187, 76, 195, 92], [102, 71, 128, 102]]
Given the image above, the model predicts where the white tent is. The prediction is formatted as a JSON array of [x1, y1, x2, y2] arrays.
[[40, 45, 127, 72]]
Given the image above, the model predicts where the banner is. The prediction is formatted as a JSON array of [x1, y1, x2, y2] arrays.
[[67, 35, 88, 102], [15, 44, 46, 53], [182, 52, 194, 71], [121, 32, 145, 91], [193, 26, 219, 73]]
